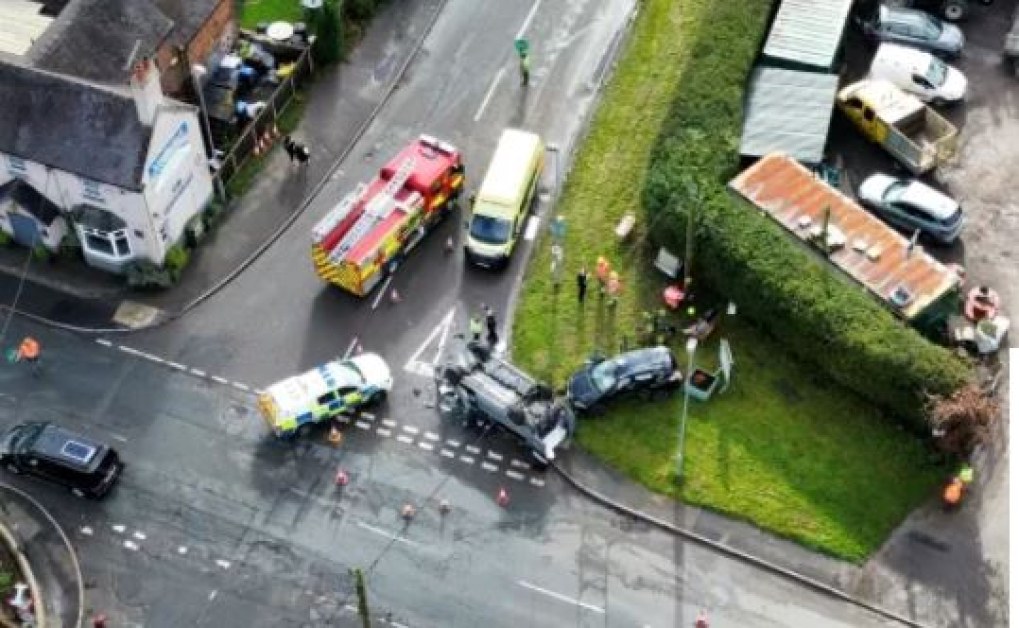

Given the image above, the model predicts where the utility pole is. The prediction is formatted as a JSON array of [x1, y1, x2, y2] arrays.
[[352, 568, 371, 628]]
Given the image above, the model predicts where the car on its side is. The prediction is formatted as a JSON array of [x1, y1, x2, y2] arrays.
[[858, 5, 965, 58], [858, 174, 963, 244], [258, 353, 393, 438], [0, 422, 124, 498], [566, 346, 681, 414]]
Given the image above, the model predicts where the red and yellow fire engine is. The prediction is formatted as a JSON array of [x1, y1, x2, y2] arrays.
[[311, 135, 464, 296]]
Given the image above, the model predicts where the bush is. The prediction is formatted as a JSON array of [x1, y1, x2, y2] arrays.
[[125, 243, 192, 289], [640, 0, 970, 429], [310, 0, 343, 65]]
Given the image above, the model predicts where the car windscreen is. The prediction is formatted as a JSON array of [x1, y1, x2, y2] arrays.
[[470, 215, 512, 245], [882, 180, 908, 204], [918, 14, 942, 38], [337, 362, 365, 386], [13, 423, 45, 454], [925, 57, 947, 87], [589, 360, 619, 393]]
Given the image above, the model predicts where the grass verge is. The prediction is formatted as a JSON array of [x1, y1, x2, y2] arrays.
[[225, 92, 307, 199], [238, 0, 305, 30], [511, 0, 942, 562]]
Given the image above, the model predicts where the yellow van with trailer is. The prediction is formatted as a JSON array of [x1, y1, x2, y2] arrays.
[[465, 128, 544, 268]]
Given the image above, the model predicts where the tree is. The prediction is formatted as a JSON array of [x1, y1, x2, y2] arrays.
[[925, 382, 1000, 458], [311, 0, 343, 65]]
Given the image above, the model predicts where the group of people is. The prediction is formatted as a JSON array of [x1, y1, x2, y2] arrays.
[[574, 255, 622, 306], [469, 304, 500, 346]]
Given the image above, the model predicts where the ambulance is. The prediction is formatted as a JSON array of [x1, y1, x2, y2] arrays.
[[258, 353, 393, 438]]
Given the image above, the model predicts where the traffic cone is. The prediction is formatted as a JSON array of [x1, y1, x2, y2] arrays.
[[328, 425, 343, 445], [390, 288, 401, 304], [334, 468, 349, 487], [496, 487, 509, 507], [92, 614, 108, 628]]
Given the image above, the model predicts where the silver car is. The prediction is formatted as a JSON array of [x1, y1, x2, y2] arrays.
[[858, 174, 963, 244], [859, 6, 965, 58]]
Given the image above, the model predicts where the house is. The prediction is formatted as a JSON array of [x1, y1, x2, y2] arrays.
[[25, 0, 236, 97], [0, 56, 214, 273]]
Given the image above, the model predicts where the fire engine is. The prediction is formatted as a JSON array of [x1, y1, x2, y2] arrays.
[[311, 135, 465, 295]]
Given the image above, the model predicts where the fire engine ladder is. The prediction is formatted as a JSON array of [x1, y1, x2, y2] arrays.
[[328, 157, 416, 263], [311, 184, 366, 245]]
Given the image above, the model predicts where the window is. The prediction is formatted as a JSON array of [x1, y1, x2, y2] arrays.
[[316, 391, 337, 406], [83, 229, 131, 259]]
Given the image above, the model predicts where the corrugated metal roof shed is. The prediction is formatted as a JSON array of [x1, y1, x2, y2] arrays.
[[763, 0, 854, 71], [728, 153, 960, 322], [740, 67, 838, 165]]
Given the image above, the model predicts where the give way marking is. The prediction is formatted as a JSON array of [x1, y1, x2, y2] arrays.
[[403, 307, 455, 378]]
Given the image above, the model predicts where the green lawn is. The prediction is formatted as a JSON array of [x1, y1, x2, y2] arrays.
[[511, 0, 942, 562], [238, 0, 306, 30]]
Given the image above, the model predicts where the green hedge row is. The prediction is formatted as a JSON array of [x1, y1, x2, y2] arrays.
[[640, 0, 970, 429]]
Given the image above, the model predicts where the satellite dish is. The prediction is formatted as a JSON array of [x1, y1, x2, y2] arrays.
[[301, 0, 324, 8]]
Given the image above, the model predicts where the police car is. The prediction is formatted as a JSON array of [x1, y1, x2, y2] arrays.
[[258, 353, 393, 438]]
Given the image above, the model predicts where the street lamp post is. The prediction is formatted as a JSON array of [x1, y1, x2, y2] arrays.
[[676, 336, 698, 481], [546, 143, 564, 284]]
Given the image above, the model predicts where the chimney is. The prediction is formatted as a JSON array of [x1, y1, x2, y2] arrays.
[[130, 57, 163, 125]]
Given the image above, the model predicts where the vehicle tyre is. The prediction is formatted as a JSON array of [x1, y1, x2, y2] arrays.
[[5, 462, 21, 475], [369, 390, 388, 406], [296, 423, 313, 439], [942, 0, 966, 21], [529, 449, 549, 470]]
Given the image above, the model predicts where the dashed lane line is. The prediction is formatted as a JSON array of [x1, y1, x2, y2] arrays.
[[487, 451, 504, 461], [396, 435, 414, 444], [529, 478, 545, 487], [383, 419, 398, 428], [481, 461, 499, 472], [402, 425, 420, 435], [459, 455, 475, 465], [440, 449, 455, 458], [465, 445, 481, 455], [97, 340, 259, 396], [510, 459, 530, 469], [424, 432, 440, 441], [445, 439, 461, 448], [355, 421, 372, 430], [166, 361, 188, 371], [377, 428, 393, 437], [418, 442, 434, 451], [506, 470, 526, 481], [360, 412, 375, 420]]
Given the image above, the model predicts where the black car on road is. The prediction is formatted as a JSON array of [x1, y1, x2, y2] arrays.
[[566, 346, 681, 414], [0, 422, 123, 498]]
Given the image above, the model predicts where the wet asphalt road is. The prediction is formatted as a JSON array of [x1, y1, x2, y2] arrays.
[[0, 318, 897, 627]]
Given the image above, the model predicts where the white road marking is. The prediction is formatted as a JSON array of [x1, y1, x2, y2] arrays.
[[382, 419, 398, 428], [511, 459, 530, 469], [487, 451, 504, 461], [371, 276, 394, 310], [167, 361, 187, 371], [481, 461, 499, 472], [377, 428, 392, 437], [402, 425, 420, 435], [80, 526, 93, 536], [473, 67, 507, 122], [344, 336, 360, 359], [96, 339, 112, 347], [418, 442, 434, 451], [232, 382, 251, 392], [440, 449, 455, 458], [117, 345, 143, 357], [517, 580, 605, 614], [404, 308, 455, 377], [516, 0, 544, 40], [133, 531, 147, 540], [529, 477, 546, 487], [357, 521, 419, 547], [465, 445, 481, 454], [190, 368, 206, 377], [178, 546, 188, 555], [215, 559, 231, 570], [209, 590, 218, 602], [506, 470, 525, 481], [459, 455, 475, 464], [211, 375, 229, 385], [523, 215, 540, 241], [112, 524, 126, 534], [424, 432, 440, 441], [111, 434, 128, 443], [445, 439, 461, 448], [345, 604, 358, 613], [355, 420, 372, 430], [404, 362, 435, 378], [397, 435, 414, 444], [123, 540, 140, 551], [360, 412, 375, 420]]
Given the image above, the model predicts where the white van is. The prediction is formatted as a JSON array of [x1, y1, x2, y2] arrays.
[[868, 43, 967, 105], [465, 129, 544, 268]]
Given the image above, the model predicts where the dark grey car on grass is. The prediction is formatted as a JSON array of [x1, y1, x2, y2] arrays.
[[0, 421, 123, 498], [566, 346, 681, 414]]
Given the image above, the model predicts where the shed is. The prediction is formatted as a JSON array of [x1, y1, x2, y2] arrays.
[[728, 153, 960, 327], [762, 0, 854, 72], [740, 67, 838, 165]]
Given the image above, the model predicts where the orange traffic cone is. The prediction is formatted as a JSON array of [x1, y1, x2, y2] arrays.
[[328, 425, 343, 445], [496, 487, 509, 507], [390, 288, 401, 304], [334, 468, 349, 487]]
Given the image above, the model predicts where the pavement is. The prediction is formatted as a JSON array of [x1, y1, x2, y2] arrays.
[[0, 484, 82, 627], [0, 0, 1010, 626]]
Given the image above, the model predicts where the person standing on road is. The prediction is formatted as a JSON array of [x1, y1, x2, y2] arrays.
[[469, 314, 483, 343], [484, 305, 499, 346], [576, 266, 589, 304], [17, 336, 41, 377]]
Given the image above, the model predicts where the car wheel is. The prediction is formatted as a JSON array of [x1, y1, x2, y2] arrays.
[[942, 1, 966, 21], [5, 462, 21, 475], [296, 423, 313, 439], [369, 390, 387, 406]]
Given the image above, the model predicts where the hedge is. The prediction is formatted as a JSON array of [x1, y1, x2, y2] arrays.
[[640, 0, 970, 429]]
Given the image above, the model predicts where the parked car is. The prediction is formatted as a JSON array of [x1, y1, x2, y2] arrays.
[[881, 0, 994, 22], [566, 346, 681, 414], [0, 422, 124, 498], [869, 43, 967, 104], [858, 174, 964, 244], [857, 5, 965, 58]]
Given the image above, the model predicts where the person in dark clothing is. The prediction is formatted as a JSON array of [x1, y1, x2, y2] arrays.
[[484, 305, 498, 345], [284, 136, 311, 164], [577, 266, 588, 304]]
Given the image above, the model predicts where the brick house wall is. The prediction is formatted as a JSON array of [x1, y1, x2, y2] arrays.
[[155, 0, 236, 97]]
